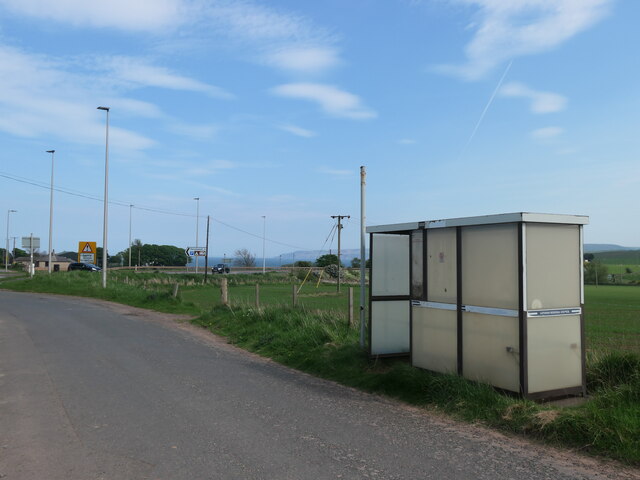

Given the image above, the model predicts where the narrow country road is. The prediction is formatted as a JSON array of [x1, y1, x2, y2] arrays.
[[0, 291, 635, 480]]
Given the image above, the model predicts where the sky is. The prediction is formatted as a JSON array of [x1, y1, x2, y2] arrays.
[[1, 0, 639, 261]]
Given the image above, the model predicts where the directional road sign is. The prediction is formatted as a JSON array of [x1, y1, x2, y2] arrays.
[[185, 247, 206, 256]]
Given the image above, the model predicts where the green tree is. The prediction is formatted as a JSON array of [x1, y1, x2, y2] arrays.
[[583, 253, 595, 261], [351, 257, 361, 268], [294, 260, 312, 267], [316, 253, 341, 267], [584, 261, 608, 284]]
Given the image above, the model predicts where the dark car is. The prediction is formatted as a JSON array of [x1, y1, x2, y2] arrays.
[[68, 262, 101, 272], [211, 263, 230, 274]]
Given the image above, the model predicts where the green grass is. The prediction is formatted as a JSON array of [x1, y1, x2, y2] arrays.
[[593, 250, 640, 265], [584, 285, 640, 354], [2, 271, 639, 464]]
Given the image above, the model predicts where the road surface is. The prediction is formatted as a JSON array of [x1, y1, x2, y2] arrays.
[[0, 291, 635, 479]]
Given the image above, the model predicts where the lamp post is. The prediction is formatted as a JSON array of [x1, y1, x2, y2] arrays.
[[5, 209, 16, 272], [194, 197, 200, 274], [97, 106, 110, 288], [128, 204, 133, 268], [46, 149, 55, 273], [261, 215, 266, 274]]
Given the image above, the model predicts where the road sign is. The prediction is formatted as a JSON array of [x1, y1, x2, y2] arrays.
[[22, 237, 40, 249], [185, 247, 206, 256], [78, 241, 97, 264]]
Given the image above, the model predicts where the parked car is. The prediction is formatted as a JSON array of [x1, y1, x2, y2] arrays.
[[68, 262, 101, 272], [211, 263, 230, 274]]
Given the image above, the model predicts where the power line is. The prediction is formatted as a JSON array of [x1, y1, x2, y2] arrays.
[[0, 170, 305, 250]]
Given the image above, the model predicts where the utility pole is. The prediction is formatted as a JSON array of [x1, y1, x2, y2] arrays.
[[331, 215, 350, 293], [204, 215, 210, 283]]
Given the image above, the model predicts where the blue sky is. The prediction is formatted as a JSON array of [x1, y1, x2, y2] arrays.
[[1, 0, 638, 260]]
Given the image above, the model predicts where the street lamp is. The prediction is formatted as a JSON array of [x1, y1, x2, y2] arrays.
[[194, 197, 200, 274], [262, 215, 266, 274], [46, 150, 55, 273], [128, 204, 133, 268], [5, 209, 17, 272], [97, 106, 110, 288]]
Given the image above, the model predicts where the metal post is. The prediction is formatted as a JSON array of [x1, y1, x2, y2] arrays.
[[194, 197, 200, 274], [29, 233, 34, 278], [97, 106, 110, 288], [359, 166, 366, 348], [128, 204, 133, 268], [262, 215, 266, 274], [5, 209, 16, 272], [204, 215, 210, 283], [46, 150, 55, 274]]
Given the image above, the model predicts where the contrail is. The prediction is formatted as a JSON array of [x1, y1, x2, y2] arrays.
[[458, 60, 513, 160]]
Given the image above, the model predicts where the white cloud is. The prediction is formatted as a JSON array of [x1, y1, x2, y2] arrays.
[[0, 0, 186, 31], [438, 0, 612, 79], [500, 82, 567, 113], [0, 46, 155, 150], [264, 46, 341, 74], [271, 83, 376, 120], [531, 126, 564, 139], [103, 57, 233, 99], [278, 124, 317, 138]]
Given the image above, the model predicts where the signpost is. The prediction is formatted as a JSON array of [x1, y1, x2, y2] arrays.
[[78, 241, 97, 264], [185, 247, 206, 257], [22, 235, 40, 277]]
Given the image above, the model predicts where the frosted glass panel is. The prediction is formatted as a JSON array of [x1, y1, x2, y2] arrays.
[[527, 316, 582, 393], [526, 224, 580, 310], [371, 301, 410, 355], [412, 307, 457, 374], [463, 312, 520, 392], [411, 230, 424, 299], [372, 234, 410, 296], [462, 224, 518, 309], [426, 228, 457, 303]]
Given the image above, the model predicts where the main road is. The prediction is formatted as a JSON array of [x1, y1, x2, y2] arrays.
[[0, 291, 634, 480]]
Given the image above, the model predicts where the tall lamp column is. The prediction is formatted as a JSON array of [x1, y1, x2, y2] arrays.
[[97, 106, 110, 288], [46, 149, 55, 273]]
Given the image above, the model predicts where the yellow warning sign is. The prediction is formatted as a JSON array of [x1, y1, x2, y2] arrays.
[[78, 241, 97, 263]]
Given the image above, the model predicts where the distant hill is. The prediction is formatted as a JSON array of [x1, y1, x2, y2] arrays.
[[591, 249, 640, 265], [584, 244, 639, 253]]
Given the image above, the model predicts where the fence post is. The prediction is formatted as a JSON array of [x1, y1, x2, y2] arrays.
[[172, 283, 179, 299], [221, 277, 228, 306], [292, 283, 298, 307], [348, 287, 354, 327], [255, 283, 260, 308]]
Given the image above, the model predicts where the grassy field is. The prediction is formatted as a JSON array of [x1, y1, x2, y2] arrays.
[[584, 285, 640, 354], [1, 270, 639, 464]]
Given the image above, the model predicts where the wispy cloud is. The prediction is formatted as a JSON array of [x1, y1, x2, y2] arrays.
[[102, 56, 233, 99], [531, 126, 564, 139], [263, 46, 341, 74], [500, 82, 567, 113], [0, 45, 155, 150], [277, 124, 317, 138], [437, 0, 611, 79], [271, 83, 376, 120], [0, 0, 186, 31]]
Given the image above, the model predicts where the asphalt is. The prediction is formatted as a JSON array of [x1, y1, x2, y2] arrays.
[[0, 290, 636, 480]]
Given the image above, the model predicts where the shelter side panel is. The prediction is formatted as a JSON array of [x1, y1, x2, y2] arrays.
[[371, 301, 410, 355], [527, 315, 582, 394], [526, 224, 581, 310], [412, 307, 457, 374], [371, 234, 410, 297], [461, 224, 519, 310], [462, 312, 520, 393], [426, 228, 457, 303]]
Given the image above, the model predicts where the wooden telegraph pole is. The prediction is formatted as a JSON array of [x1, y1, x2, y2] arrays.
[[331, 215, 350, 293]]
